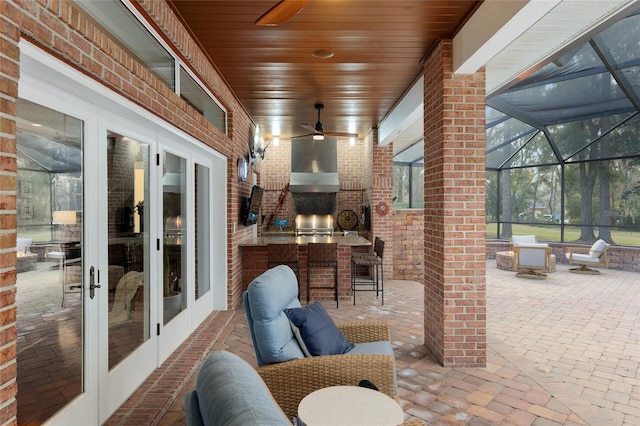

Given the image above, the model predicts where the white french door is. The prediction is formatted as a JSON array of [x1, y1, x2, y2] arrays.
[[18, 41, 227, 425], [156, 141, 224, 359], [157, 146, 190, 360], [97, 114, 159, 421], [18, 62, 100, 426]]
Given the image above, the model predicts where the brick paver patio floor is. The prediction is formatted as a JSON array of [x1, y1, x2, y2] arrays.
[[108, 260, 639, 425]]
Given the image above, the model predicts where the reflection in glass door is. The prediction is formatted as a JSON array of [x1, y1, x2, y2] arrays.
[[195, 164, 210, 300], [107, 132, 150, 369], [162, 151, 187, 324], [15, 99, 85, 424]]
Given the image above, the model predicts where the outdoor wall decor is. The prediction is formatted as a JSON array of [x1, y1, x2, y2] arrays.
[[20, 200, 34, 219], [20, 181, 33, 198]]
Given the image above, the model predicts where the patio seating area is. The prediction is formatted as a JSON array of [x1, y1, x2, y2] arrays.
[[107, 260, 639, 425]]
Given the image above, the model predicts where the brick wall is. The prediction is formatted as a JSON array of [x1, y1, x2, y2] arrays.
[[393, 209, 424, 280], [354, 129, 394, 276], [423, 40, 486, 367], [260, 137, 366, 228], [261, 138, 294, 226], [337, 138, 365, 225], [1, 0, 23, 421]]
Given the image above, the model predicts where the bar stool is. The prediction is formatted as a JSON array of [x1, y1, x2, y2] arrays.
[[351, 237, 385, 305], [306, 242, 338, 308], [267, 243, 301, 294], [351, 236, 380, 262]]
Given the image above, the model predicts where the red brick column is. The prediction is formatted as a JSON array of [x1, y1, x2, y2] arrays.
[[0, 1, 19, 422], [423, 40, 486, 367], [363, 128, 394, 280]]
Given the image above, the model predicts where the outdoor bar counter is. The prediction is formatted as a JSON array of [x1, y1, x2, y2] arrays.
[[241, 235, 372, 303]]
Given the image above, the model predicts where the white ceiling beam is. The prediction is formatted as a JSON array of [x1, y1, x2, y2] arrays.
[[453, 0, 561, 74], [378, 75, 423, 146]]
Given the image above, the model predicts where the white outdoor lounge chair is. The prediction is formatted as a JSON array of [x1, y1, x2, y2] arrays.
[[511, 235, 552, 279], [566, 239, 610, 274]]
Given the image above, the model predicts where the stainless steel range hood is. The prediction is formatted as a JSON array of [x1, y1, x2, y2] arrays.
[[290, 172, 339, 193], [290, 138, 339, 193]]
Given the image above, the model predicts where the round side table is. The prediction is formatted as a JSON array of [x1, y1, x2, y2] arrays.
[[297, 385, 404, 425]]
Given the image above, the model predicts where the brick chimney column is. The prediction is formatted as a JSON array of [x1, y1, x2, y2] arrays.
[[423, 40, 486, 367], [370, 129, 393, 274]]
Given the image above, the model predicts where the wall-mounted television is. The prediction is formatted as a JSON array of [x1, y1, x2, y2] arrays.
[[241, 185, 264, 226]]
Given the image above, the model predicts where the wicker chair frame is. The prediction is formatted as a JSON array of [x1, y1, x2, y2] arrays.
[[256, 320, 423, 424]]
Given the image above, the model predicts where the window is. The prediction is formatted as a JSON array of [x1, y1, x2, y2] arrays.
[[74, 0, 175, 89], [74, 0, 227, 133], [393, 141, 424, 209], [180, 67, 226, 133]]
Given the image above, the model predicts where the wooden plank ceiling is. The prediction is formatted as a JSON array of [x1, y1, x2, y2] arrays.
[[169, 0, 479, 143]]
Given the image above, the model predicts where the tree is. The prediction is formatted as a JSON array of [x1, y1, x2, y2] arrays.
[[393, 163, 409, 208]]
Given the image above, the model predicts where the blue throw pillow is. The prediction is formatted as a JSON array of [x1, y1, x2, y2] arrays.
[[284, 302, 354, 356]]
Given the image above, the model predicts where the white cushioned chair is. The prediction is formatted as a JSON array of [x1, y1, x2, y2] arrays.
[[511, 235, 552, 279], [16, 238, 37, 273], [566, 239, 610, 274], [510, 234, 539, 247], [16, 238, 33, 254]]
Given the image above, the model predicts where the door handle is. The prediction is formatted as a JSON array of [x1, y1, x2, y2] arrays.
[[89, 266, 101, 299]]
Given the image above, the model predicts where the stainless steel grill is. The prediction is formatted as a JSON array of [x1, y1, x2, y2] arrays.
[[295, 214, 334, 236]]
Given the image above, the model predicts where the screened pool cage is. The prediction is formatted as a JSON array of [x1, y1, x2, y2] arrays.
[[487, 8, 640, 247], [16, 98, 83, 243]]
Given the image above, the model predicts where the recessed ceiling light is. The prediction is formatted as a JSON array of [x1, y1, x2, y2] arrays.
[[31, 123, 42, 127], [312, 49, 334, 59]]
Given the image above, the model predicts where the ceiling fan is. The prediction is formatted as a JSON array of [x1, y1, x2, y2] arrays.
[[296, 103, 358, 140], [255, 0, 309, 26]]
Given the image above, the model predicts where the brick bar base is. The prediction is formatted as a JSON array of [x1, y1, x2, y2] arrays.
[[242, 245, 358, 303]]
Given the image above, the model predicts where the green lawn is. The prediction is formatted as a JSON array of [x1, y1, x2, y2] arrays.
[[490, 223, 640, 246]]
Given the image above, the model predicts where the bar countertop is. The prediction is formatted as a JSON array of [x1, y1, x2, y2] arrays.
[[240, 235, 372, 247]]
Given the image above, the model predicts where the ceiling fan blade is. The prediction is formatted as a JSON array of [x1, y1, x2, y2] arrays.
[[255, 0, 309, 26], [324, 131, 359, 138], [291, 133, 314, 138], [300, 123, 316, 132]]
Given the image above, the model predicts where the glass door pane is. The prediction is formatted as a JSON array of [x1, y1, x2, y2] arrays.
[[107, 132, 150, 369], [162, 151, 187, 324], [15, 99, 84, 424], [195, 164, 210, 299]]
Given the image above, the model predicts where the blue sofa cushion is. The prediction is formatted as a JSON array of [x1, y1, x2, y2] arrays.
[[185, 350, 291, 426], [284, 302, 354, 356], [243, 265, 305, 366]]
